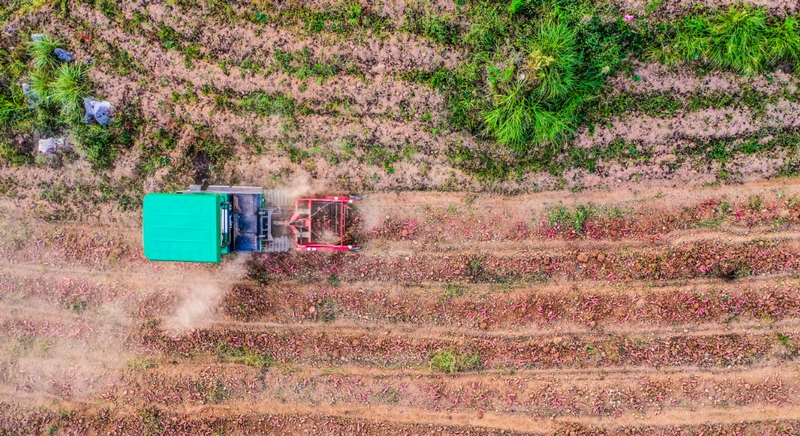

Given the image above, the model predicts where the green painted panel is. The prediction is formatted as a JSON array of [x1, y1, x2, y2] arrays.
[[143, 193, 222, 263]]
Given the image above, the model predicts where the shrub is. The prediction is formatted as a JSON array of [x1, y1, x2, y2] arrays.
[[50, 63, 90, 123], [27, 34, 61, 74], [429, 350, 481, 373], [525, 19, 580, 100], [216, 344, 275, 369], [659, 5, 800, 75], [240, 91, 296, 117]]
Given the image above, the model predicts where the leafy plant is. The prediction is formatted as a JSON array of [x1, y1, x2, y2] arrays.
[[27, 34, 61, 74], [239, 91, 296, 117], [547, 202, 597, 234], [49, 63, 90, 123], [658, 5, 800, 75], [429, 349, 481, 373], [215, 344, 275, 369]]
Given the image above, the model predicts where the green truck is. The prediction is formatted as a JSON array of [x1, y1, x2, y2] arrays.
[[143, 185, 359, 263]]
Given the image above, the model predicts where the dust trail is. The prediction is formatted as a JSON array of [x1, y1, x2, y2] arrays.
[[278, 173, 332, 202], [357, 199, 386, 232], [164, 255, 248, 333], [0, 299, 130, 402], [164, 284, 223, 332]]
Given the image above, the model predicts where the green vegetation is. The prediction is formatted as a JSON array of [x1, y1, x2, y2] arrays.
[[429, 349, 482, 373], [0, 1, 799, 202], [215, 344, 275, 369], [249, 2, 391, 36], [273, 48, 362, 81], [696, 199, 731, 228], [403, 7, 460, 44], [239, 91, 297, 118], [315, 298, 337, 322], [0, 34, 140, 169], [405, 2, 800, 182], [427, 1, 645, 155], [49, 63, 91, 123], [440, 283, 466, 301], [650, 5, 800, 75], [547, 202, 597, 233]]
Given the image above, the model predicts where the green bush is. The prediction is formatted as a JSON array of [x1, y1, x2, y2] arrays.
[[240, 91, 296, 117], [657, 5, 800, 75], [525, 19, 580, 100], [50, 63, 90, 123], [547, 202, 597, 234], [0, 141, 31, 166], [216, 344, 275, 369], [429, 350, 481, 373]]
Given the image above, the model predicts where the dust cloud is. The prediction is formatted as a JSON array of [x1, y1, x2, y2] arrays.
[[164, 254, 248, 333], [358, 200, 385, 231], [0, 300, 129, 402], [279, 173, 329, 202], [164, 283, 223, 332]]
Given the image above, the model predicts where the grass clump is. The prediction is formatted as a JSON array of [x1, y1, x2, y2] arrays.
[[433, 1, 643, 155], [27, 34, 61, 73], [239, 91, 297, 118], [429, 349, 481, 373], [653, 5, 800, 75], [547, 202, 597, 234], [216, 344, 275, 369], [404, 8, 460, 44], [440, 283, 466, 301], [49, 63, 90, 123]]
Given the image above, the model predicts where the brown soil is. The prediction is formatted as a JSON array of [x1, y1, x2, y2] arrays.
[[3, 181, 800, 434]]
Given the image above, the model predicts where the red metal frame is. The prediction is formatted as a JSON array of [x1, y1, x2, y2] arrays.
[[287, 196, 356, 251]]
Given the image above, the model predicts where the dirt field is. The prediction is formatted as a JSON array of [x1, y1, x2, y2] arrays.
[[2, 0, 800, 435], [1, 180, 800, 435]]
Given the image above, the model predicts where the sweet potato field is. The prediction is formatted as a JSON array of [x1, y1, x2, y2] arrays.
[[2, 0, 800, 435]]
